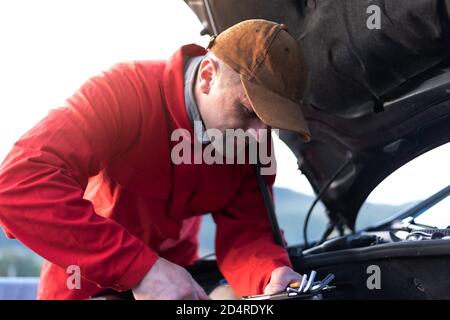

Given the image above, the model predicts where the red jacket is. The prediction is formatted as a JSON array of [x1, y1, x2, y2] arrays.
[[0, 44, 291, 299]]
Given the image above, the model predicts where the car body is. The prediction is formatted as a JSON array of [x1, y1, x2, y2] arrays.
[[184, 0, 450, 299]]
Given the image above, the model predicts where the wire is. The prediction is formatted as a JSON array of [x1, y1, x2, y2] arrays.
[[303, 154, 353, 249], [199, 252, 216, 261], [254, 159, 286, 248], [203, 0, 218, 35]]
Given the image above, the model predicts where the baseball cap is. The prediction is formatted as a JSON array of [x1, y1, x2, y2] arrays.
[[208, 19, 311, 142]]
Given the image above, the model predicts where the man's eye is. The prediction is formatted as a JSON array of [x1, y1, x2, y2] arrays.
[[238, 104, 257, 118]]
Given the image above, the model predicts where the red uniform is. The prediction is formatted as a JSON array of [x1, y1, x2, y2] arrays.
[[0, 44, 291, 299]]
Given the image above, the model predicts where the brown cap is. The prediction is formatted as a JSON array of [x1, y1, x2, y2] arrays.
[[208, 19, 311, 142]]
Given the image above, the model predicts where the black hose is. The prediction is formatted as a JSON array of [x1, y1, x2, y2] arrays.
[[303, 155, 353, 249]]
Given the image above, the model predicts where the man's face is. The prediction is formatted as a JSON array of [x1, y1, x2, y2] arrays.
[[194, 56, 268, 151]]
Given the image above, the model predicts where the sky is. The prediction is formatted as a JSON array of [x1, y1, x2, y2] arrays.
[[0, 0, 448, 206]]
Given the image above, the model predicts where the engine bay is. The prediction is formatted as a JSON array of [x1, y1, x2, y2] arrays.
[[298, 217, 450, 257]]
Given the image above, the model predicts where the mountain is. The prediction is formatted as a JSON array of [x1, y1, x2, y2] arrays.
[[0, 231, 42, 277], [197, 187, 412, 256]]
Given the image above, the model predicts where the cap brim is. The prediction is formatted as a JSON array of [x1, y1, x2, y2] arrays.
[[241, 76, 311, 142]]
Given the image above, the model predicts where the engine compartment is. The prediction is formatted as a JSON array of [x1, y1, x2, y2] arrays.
[[285, 219, 450, 299], [298, 227, 450, 256], [188, 222, 450, 299]]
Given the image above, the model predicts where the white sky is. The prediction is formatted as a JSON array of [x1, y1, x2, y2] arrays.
[[0, 0, 448, 206]]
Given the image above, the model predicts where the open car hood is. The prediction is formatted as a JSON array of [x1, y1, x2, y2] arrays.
[[184, 0, 450, 230]]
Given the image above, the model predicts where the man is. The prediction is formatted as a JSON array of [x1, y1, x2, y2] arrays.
[[0, 19, 310, 299]]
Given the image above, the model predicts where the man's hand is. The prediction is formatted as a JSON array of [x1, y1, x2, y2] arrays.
[[263, 266, 302, 294], [132, 257, 210, 300]]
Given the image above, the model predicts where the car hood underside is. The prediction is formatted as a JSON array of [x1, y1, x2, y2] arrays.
[[184, 0, 450, 230]]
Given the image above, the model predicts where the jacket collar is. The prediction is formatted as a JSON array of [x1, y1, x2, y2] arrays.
[[163, 44, 207, 144]]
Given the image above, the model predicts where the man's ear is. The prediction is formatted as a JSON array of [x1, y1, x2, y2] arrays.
[[197, 57, 218, 94]]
